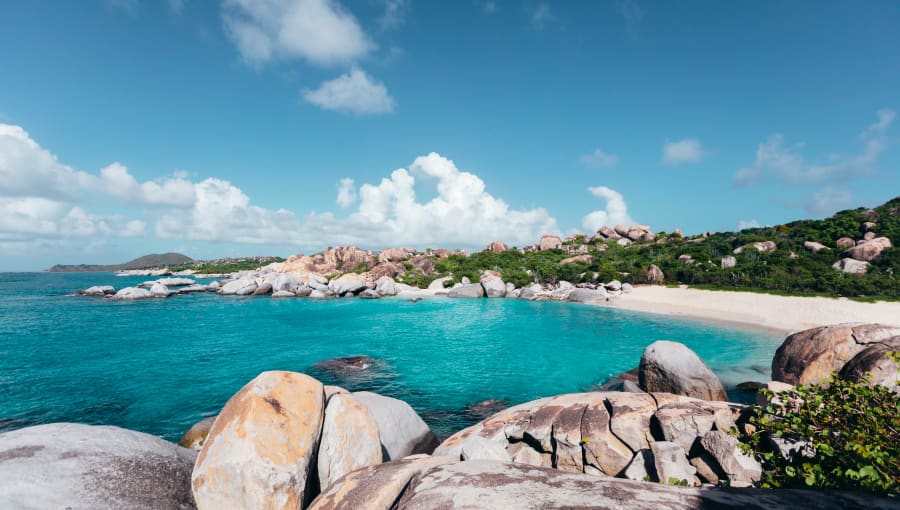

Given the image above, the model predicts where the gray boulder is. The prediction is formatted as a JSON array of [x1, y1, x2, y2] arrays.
[[639, 341, 728, 401], [479, 272, 507, 298], [839, 337, 900, 393], [427, 276, 451, 290], [803, 241, 828, 253], [721, 255, 737, 268], [605, 280, 622, 291], [0, 423, 196, 509], [359, 289, 381, 299], [81, 285, 115, 296], [113, 286, 152, 300], [375, 276, 399, 296], [157, 277, 195, 287], [621, 282, 633, 293], [833, 257, 869, 274], [328, 273, 368, 295], [448, 283, 484, 298], [270, 273, 301, 293], [565, 288, 607, 304], [352, 391, 439, 460], [698, 430, 761, 485], [651, 441, 696, 485], [271, 290, 296, 298], [149, 282, 171, 298], [219, 278, 257, 296]]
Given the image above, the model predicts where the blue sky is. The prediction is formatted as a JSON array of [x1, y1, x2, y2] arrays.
[[1, 0, 898, 270]]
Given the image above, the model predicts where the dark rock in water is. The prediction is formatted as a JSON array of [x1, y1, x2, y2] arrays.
[[598, 367, 640, 391], [407, 297, 423, 303], [314, 355, 379, 372], [308, 356, 394, 391], [0, 423, 196, 509], [464, 399, 510, 420], [736, 381, 765, 391]]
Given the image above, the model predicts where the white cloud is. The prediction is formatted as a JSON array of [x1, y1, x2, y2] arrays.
[[336, 177, 357, 207], [581, 186, 634, 232], [662, 139, 704, 165], [0, 124, 95, 200], [734, 109, 895, 186], [378, 0, 408, 29], [580, 149, 619, 168], [222, 0, 373, 66], [530, 3, 552, 29], [737, 219, 760, 230], [97, 163, 197, 207], [803, 188, 853, 216], [303, 68, 395, 115]]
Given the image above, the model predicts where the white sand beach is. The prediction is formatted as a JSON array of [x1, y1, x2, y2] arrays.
[[610, 286, 900, 333]]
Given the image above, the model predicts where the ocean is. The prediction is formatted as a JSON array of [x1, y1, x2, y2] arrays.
[[0, 272, 781, 440]]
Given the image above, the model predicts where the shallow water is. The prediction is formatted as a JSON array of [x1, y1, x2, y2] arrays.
[[0, 272, 781, 440]]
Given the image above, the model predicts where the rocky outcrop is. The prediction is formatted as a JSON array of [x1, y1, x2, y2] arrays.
[[374, 276, 399, 296], [448, 283, 484, 298], [113, 286, 152, 300], [484, 241, 509, 253], [803, 241, 828, 253], [733, 241, 776, 255], [0, 423, 196, 510], [721, 255, 737, 268], [352, 391, 439, 461], [772, 323, 900, 385], [192, 371, 325, 510], [434, 391, 748, 487], [158, 277, 196, 287], [479, 271, 506, 298], [81, 285, 115, 296], [328, 273, 367, 295], [324, 246, 372, 272], [838, 336, 900, 393], [219, 278, 257, 296], [833, 257, 869, 274], [317, 394, 382, 489], [311, 457, 894, 509], [270, 273, 302, 293], [565, 287, 607, 304], [179, 416, 217, 451], [560, 254, 593, 264], [538, 235, 562, 251], [377, 247, 413, 263], [638, 341, 728, 401], [836, 237, 856, 249], [427, 276, 451, 290], [647, 264, 664, 284], [845, 236, 892, 261]]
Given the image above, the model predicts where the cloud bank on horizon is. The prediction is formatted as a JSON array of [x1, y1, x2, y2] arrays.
[[0, 122, 634, 257]]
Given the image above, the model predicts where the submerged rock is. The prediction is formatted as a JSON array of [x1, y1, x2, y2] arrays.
[[0, 423, 196, 510]]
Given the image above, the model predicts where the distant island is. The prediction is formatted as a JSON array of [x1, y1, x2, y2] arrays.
[[46, 252, 194, 273]]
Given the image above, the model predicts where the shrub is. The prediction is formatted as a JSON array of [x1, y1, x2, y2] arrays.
[[744, 353, 900, 495]]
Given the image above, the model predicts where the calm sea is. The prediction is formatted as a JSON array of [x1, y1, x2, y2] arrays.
[[0, 272, 781, 440]]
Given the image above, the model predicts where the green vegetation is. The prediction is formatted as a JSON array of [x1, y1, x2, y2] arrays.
[[47, 252, 193, 272], [743, 353, 900, 495], [172, 256, 284, 274], [415, 197, 899, 298]]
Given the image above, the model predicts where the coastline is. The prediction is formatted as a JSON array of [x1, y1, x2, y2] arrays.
[[607, 285, 900, 333]]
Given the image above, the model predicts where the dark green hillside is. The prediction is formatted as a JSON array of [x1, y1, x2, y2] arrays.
[[47, 252, 194, 272], [407, 197, 900, 299]]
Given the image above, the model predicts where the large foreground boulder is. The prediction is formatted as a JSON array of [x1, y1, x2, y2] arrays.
[[352, 392, 439, 460], [638, 341, 728, 401], [328, 273, 367, 295], [566, 287, 608, 304], [317, 393, 383, 489], [434, 391, 747, 486], [0, 423, 196, 510], [192, 371, 325, 510], [771, 323, 900, 385], [838, 337, 900, 393], [479, 271, 507, 298], [312, 459, 894, 510]]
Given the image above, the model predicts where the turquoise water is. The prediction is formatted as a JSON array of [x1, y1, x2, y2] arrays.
[[0, 272, 781, 440]]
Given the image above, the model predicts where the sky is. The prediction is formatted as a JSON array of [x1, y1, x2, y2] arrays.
[[1, 0, 899, 270]]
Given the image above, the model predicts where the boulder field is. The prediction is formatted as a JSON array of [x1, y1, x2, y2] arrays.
[[1, 324, 898, 509]]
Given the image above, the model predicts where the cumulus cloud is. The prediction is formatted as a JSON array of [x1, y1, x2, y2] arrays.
[[336, 177, 357, 207], [530, 3, 552, 29], [663, 139, 704, 165], [302, 68, 395, 115], [96, 163, 196, 207], [737, 219, 760, 230], [222, 0, 373, 66], [378, 0, 408, 29], [581, 186, 634, 232], [734, 109, 895, 186], [580, 149, 619, 168]]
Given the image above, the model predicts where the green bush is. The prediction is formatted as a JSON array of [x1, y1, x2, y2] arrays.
[[745, 353, 900, 495]]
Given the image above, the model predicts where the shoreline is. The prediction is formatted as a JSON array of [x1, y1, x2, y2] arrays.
[[606, 285, 900, 333]]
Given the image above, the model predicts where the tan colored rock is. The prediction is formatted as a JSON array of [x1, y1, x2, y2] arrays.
[[733, 241, 776, 254], [378, 248, 413, 263], [845, 237, 892, 261], [324, 246, 373, 271], [836, 237, 856, 249], [803, 241, 828, 253], [308, 455, 456, 510], [560, 254, 593, 264], [772, 323, 900, 385], [607, 392, 659, 451], [191, 371, 325, 510], [596, 226, 621, 240], [407, 255, 435, 275], [484, 241, 509, 253], [317, 394, 383, 489], [833, 257, 870, 274], [580, 397, 633, 476], [647, 264, 664, 284], [538, 235, 562, 251], [178, 415, 217, 451]]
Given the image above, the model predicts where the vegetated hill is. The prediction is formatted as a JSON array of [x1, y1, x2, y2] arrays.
[[402, 196, 900, 299], [46, 253, 193, 273]]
